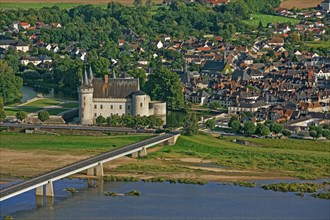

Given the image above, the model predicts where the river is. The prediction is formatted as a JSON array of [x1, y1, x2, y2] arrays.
[[1, 179, 329, 219]]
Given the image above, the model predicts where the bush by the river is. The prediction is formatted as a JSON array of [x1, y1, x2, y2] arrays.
[[261, 183, 319, 193], [125, 190, 141, 196]]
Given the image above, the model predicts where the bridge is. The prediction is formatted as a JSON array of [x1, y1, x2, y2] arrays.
[[0, 132, 180, 202]]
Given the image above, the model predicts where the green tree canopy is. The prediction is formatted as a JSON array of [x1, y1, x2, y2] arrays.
[[143, 67, 184, 109], [0, 60, 23, 104], [38, 111, 49, 122], [255, 124, 270, 136], [206, 118, 216, 131], [270, 123, 283, 134], [230, 120, 240, 132], [16, 111, 27, 121], [96, 115, 106, 125], [182, 112, 199, 136], [243, 121, 256, 136]]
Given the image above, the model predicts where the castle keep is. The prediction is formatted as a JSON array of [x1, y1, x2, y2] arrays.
[[79, 68, 166, 125]]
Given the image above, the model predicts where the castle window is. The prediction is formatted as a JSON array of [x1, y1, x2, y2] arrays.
[[140, 103, 143, 107], [111, 105, 113, 109], [94, 105, 97, 109], [94, 113, 97, 117], [119, 105, 122, 110], [101, 105, 103, 109], [84, 97, 86, 100], [128, 105, 130, 110], [84, 102, 85, 107]]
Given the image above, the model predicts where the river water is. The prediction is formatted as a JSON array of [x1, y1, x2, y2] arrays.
[[1, 179, 329, 219]]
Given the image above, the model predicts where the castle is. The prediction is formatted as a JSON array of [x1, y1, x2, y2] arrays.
[[78, 67, 166, 125]]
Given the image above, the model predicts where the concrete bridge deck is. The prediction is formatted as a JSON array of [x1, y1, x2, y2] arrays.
[[0, 132, 180, 202]]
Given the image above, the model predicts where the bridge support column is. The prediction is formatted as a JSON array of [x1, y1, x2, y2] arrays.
[[95, 163, 104, 176], [87, 179, 94, 187], [132, 151, 139, 158], [87, 167, 94, 176], [45, 181, 54, 197], [139, 147, 147, 157], [36, 186, 43, 196], [165, 134, 179, 146]]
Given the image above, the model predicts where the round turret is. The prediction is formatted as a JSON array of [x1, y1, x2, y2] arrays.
[[79, 85, 94, 125], [132, 91, 149, 117]]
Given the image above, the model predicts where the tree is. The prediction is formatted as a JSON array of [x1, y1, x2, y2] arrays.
[[143, 67, 184, 109], [38, 111, 49, 122], [309, 130, 319, 139], [146, 0, 152, 6], [206, 119, 216, 131], [96, 115, 106, 125], [282, 129, 292, 137], [0, 97, 5, 122], [309, 126, 323, 137], [209, 102, 221, 110], [322, 129, 330, 139], [16, 111, 27, 121], [182, 112, 199, 136], [255, 124, 270, 136], [134, 0, 142, 6], [270, 123, 283, 134], [229, 116, 239, 127], [0, 60, 23, 104], [230, 120, 240, 132], [243, 121, 256, 136]]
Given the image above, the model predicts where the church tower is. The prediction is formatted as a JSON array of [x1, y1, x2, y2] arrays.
[[79, 67, 94, 125]]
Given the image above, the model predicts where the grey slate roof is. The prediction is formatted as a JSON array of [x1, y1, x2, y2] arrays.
[[92, 78, 140, 99]]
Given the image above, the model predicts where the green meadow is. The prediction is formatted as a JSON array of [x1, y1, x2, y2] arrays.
[[152, 135, 330, 179], [244, 14, 300, 27], [0, 133, 151, 155]]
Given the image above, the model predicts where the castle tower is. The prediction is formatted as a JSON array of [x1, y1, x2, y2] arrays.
[[79, 69, 94, 125]]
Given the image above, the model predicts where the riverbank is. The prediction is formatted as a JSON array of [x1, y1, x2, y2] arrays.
[[1, 132, 329, 182]]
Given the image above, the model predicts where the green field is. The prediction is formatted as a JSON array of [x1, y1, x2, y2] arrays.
[[0, 133, 151, 155], [304, 40, 330, 49], [59, 102, 79, 108], [244, 14, 300, 27], [47, 108, 69, 115], [0, 3, 107, 10], [152, 135, 330, 179], [25, 98, 62, 107], [4, 107, 43, 116]]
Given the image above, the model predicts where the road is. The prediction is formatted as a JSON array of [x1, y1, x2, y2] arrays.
[[0, 123, 153, 133], [0, 132, 178, 199]]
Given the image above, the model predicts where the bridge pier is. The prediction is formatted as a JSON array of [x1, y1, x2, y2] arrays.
[[46, 181, 54, 197], [95, 163, 104, 176], [36, 186, 43, 196], [165, 134, 180, 146], [87, 167, 95, 176], [132, 147, 147, 158]]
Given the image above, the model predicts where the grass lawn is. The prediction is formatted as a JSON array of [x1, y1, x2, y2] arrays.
[[0, 133, 151, 155], [59, 102, 79, 108], [47, 108, 69, 115], [244, 14, 300, 27], [304, 40, 330, 49], [4, 107, 43, 116], [25, 98, 61, 107], [152, 135, 330, 179]]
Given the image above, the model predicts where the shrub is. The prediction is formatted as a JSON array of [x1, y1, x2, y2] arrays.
[[38, 111, 49, 122]]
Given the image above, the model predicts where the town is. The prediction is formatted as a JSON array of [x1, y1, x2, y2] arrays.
[[0, 0, 329, 219]]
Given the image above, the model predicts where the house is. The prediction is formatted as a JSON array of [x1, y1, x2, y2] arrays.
[[0, 38, 29, 52], [185, 89, 210, 105], [51, 22, 62, 28], [202, 60, 232, 75], [268, 37, 284, 46], [19, 22, 30, 29], [157, 41, 164, 49], [21, 56, 42, 66]]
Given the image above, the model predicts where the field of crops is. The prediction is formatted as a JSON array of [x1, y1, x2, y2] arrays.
[[280, 0, 322, 9]]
